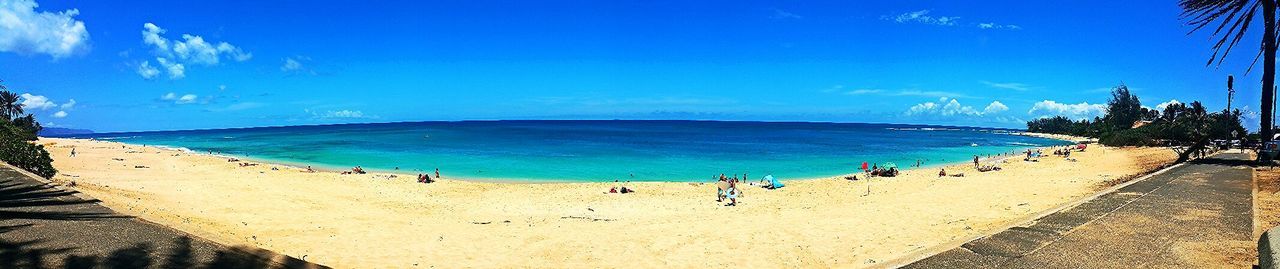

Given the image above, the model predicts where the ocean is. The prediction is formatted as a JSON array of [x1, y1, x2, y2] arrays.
[[68, 120, 1072, 182]]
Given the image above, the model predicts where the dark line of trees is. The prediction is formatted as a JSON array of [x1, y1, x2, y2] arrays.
[[0, 80, 56, 178], [1028, 84, 1245, 163]]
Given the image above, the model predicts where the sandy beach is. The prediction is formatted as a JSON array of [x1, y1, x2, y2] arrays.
[[37, 137, 1174, 268]]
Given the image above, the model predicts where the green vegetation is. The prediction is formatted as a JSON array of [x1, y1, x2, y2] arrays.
[[0, 80, 55, 179], [1027, 84, 1245, 163]]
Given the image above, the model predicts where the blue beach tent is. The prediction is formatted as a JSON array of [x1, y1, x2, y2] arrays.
[[766, 175, 784, 188]]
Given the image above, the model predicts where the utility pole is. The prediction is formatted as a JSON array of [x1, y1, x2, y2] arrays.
[[1228, 75, 1235, 112]]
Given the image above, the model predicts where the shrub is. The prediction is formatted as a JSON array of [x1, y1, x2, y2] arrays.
[[1099, 125, 1158, 147], [0, 137, 57, 179]]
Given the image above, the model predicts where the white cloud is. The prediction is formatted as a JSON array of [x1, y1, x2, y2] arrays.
[[978, 22, 1021, 30], [906, 97, 1007, 117], [844, 89, 884, 95], [178, 94, 197, 104], [770, 8, 802, 19], [315, 109, 365, 119], [142, 23, 250, 65], [281, 57, 303, 71], [155, 57, 184, 79], [136, 61, 160, 79], [0, 0, 90, 58], [138, 23, 249, 79], [59, 98, 74, 109], [980, 81, 1030, 91], [160, 92, 198, 104], [884, 10, 959, 26], [1028, 100, 1107, 120], [984, 101, 1009, 114], [51, 110, 66, 118], [142, 23, 167, 51], [19, 93, 55, 110], [1155, 99, 1182, 111]]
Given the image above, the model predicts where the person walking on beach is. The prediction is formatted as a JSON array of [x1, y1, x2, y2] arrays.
[[973, 155, 979, 168], [435, 168, 440, 179], [716, 176, 729, 202], [70, 147, 76, 157], [725, 179, 739, 206]]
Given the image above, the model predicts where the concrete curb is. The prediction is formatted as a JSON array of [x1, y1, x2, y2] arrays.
[[1262, 226, 1280, 269], [876, 151, 1193, 268]]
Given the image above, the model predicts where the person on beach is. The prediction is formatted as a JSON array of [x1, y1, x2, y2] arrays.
[[419, 174, 434, 183], [725, 179, 738, 206], [70, 147, 76, 157], [435, 168, 440, 179], [938, 168, 947, 177], [621, 181, 634, 194], [716, 177, 729, 202], [306, 166, 315, 173], [973, 156, 979, 168], [610, 180, 620, 193]]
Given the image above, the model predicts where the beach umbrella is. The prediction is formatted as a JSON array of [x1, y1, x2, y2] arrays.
[[883, 162, 897, 169]]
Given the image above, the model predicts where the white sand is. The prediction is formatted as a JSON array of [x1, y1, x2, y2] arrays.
[[38, 137, 1174, 268]]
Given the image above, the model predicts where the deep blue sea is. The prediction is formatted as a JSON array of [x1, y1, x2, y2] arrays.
[[67, 120, 1071, 182]]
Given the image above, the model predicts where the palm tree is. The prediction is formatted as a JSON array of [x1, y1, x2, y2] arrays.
[[1181, 0, 1277, 142], [0, 90, 23, 121]]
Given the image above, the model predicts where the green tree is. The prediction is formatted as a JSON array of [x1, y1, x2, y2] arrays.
[[0, 90, 22, 121], [1103, 84, 1143, 131], [1181, 0, 1278, 142]]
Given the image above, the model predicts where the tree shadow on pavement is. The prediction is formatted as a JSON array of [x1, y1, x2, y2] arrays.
[[0, 175, 328, 269], [1, 235, 325, 269]]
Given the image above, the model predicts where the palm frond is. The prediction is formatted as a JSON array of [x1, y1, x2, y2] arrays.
[[1180, 0, 1269, 68]]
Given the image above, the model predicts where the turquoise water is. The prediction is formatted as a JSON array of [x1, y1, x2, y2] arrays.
[[70, 120, 1071, 182]]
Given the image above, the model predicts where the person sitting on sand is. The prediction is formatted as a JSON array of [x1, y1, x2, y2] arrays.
[[621, 181, 634, 194], [938, 168, 947, 177], [305, 166, 315, 173], [610, 180, 620, 193]]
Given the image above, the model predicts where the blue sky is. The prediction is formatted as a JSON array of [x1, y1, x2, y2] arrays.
[[0, 0, 1264, 132]]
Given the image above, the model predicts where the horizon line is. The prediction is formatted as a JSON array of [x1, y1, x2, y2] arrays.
[[53, 119, 1029, 136]]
